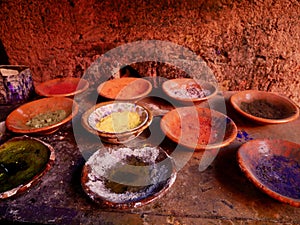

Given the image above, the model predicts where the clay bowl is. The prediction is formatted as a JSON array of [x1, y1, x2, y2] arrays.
[[6, 97, 78, 135], [230, 90, 299, 124], [35, 77, 89, 98], [136, 96, 175, 117], [237, 139, 300, 207], [81, 101, 153, 144], [81, 145, 177, 209], [97, 77, 152, 101], [160, 106, 237, 150], [0, 136, 55, 199], [162, 78, 217, 105]]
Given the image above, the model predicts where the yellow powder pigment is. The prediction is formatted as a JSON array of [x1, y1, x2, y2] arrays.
[[96, 111, 141, 133]]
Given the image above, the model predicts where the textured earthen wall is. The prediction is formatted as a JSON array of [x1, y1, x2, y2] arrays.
[[1, 0, 300, 104]]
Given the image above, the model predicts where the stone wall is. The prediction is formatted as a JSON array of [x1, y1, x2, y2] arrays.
[[1, 0, 300, 104]]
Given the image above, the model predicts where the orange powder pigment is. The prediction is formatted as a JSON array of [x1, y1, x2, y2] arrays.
[[165, 109, 215, 146]]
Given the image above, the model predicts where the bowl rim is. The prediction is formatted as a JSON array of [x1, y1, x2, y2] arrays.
[[160, 106, 238, 150], [35, 77, 89, 97], [97, 77, 153, 101], [82, 101, 153, 136], [230, 90, 300, 124], [5, 97, 79, 134], [237, 139, 300, 207], [161, 78, 218, 103]]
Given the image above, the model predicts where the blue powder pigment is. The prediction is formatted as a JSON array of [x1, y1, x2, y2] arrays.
[[236, 130, 253, 142], [255, 155, 300, 199]]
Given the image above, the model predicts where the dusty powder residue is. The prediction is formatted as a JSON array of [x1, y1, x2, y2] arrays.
[[168, 81, 211, 99], [85, 147, 171, 203]]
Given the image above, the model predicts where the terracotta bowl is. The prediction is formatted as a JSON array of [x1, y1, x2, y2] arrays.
[[230, 90, 299, 124], [81, 101, 153, 144], [136, 96, 175, 117], [0, 136, 55, 199], [35, 77, 89, 98], [162, 78, 217, 105], [160, 106, 237, 150], [81, 145, 177, 209], [237, 139, 300, 207], [6, 97, 78, 135], [97, 77, 152, 101]]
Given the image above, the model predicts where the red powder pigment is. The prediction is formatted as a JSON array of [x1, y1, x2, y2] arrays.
[[47, 82, 79, 95]]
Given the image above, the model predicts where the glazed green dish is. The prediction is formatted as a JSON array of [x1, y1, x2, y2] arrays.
[[0, 137, 54, 196]]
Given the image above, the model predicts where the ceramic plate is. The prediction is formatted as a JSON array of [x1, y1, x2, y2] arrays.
[[87, 102, 149, 133], [81, 101, 153, 144], [0, 136, 55, 199], [81, 146, 176, 209], [238, 139, 300, 207]]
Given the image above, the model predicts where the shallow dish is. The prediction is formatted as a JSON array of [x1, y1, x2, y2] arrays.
[[237, 139, 300, 207], [230, 90, 299, 124], [162, 78, 217, 105], [136, 96, 175, 117], [81, 101, 153, 144], [81, 145, 177, 209], [160, 107, 237, 150], [0, 136, 55, 199], [97, 77, 152, 101], [6, 97, 78, 135], [35, 77, 89, 98]]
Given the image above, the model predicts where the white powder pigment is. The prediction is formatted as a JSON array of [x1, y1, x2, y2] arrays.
[[84, 146, 175, 204], [167, 81, 212, 99]]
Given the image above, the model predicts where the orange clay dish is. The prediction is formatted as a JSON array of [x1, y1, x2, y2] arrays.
[[160, 107, 237, 150], [35, 77, 89, 98], [97, 77, 152, 101]]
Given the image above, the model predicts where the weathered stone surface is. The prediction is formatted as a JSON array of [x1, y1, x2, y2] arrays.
[[0, 0, 300, 105]]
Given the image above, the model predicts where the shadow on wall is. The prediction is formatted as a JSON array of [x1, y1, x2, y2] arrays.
[[0, 39, 9, 65]]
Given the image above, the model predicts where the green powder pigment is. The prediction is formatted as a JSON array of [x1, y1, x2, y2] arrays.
[[0, 139, 50, 193], [26, 109, 67, 128]]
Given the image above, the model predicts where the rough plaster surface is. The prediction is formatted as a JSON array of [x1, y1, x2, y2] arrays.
[[1, 0, 300, 104]]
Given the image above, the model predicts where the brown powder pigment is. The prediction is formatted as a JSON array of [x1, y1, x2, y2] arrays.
[[240, 100, 290, 119]]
